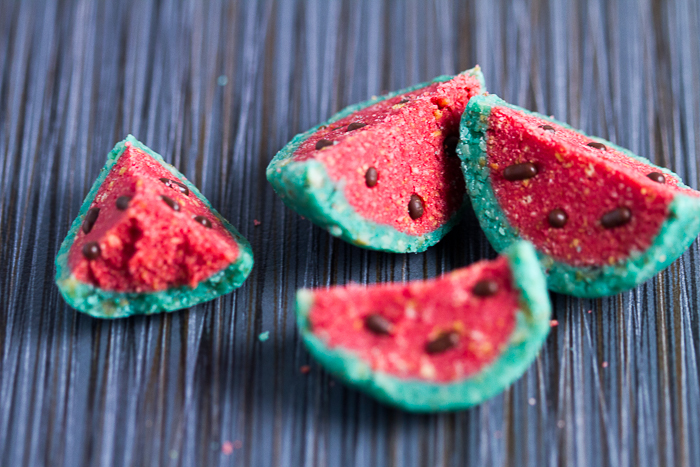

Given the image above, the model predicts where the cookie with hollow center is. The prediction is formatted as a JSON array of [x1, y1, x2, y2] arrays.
[[459, 95, 700, 298], [55, 135, 253, 318], [267, 67, 486, 253], [296, 241, 551, 412]]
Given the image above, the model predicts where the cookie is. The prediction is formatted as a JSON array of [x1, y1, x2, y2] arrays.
[[459, 94, 700, 297], [296, 241, 550, 412], [267, 67, 486, 253], [55, 135, 254, 318]]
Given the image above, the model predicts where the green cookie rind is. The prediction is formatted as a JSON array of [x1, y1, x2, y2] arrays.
[[458, 94, 700, 298], [295, 240, 551, 412], [267, 67, 486, 253], [55, 135, 254, 319]]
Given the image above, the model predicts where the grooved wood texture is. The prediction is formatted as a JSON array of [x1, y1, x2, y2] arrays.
[[1, 1, 699, 466]]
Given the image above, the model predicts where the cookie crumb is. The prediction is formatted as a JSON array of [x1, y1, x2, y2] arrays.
[[217, 75, 228, 86], [258, 331, 269, 342], [222, 441, 234, 455]]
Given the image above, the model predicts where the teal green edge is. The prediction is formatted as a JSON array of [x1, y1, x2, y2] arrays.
[[295, 241, 551, 412], [55, 135, 254, 319], [266, 67, 486, 253], [458, 94, 700, 298]]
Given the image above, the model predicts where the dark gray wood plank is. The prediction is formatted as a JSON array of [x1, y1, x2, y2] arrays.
[[0, 0, 699, 466]]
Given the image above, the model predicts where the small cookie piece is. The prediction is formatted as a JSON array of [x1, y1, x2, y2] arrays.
[[296, 241, 551, 412], [267, 67, 486, 253], [55, 135, 254, 318], [459, 94, 700, 298]]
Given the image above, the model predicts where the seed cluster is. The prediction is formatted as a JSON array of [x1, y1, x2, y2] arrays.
[[81, 175, 214, 261], [362, 278, 500, 356], [498, 134, 670, 232]]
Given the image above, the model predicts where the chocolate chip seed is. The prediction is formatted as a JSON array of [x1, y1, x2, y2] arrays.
[[171, 180, 189, 196], [82, 207, 100, 234], [587, 142, 607, 151], [425, 331, 460, 354], [161, 195, 180, 211], [548, 208, 568, 228], [647, 172, 666, 184], [159, 177, 172, 187], [539, 124, 556, 133], [315, 139, 334, 150], [601, 207, 632, 229], [193, 215, 212, 228], [443, 135, 459, 157], [473, 279, 499, 297], [503, 162, 538, 181], [399, 98, 410, 104], [365, 167, 378, 187], [408, 194, 424, 220], [82, 241, 101, 260], [364, 314, 393, 335], [347, 122, 366, 131], [116, 195, 132, 210]]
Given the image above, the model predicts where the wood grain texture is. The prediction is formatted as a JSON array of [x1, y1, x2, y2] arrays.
[[0, 0, 699, 465]]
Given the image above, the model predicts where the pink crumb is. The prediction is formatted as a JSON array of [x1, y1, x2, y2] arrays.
[[222, 441, 234, 455], [253, 219, 261, 226], [550, 319, 559, 327], [602, 361, 608, 368], [233, 440, 243, 450], [300, 365, 311, 374]]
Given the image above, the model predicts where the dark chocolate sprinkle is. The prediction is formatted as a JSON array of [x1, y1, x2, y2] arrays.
[[365, 167, 378, 187], [315, 139, 334, 150], [601, 207, 632, 229], [443, 135, 459, 157], [399, 98, 410, 104], [364, 314, 393, 335], [161, 195, 180, 211], [116, 195, 132, 210], [548, 208, 568, 228], [171, 180, 189, 196], [473, 279, 499, 297], [426, 331, 460, 354], [82, 207, 100, 234], [408, 194, 424, 220], [159, 177, 172, 187], [647, 172, 666, 183], [347, 122, 366, 131], [587, 141, 607, 150], [193, 215, 212, 228], [539, 124, 556, 133], [503, 162, 538, 181], [82, 241, 101, 260]]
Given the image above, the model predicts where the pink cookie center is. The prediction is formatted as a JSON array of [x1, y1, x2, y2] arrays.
[[308, 257, 517, 383], [68, 145, 239, 292]]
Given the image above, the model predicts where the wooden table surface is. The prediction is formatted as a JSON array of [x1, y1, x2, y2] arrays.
[[1, 0, 700, 466]]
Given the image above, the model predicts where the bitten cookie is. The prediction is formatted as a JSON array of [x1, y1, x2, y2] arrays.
[[267, 67, 486, 253], [296, 241, 551, 412], [459, 95, 700, 298], [55, 135, 254, 318]]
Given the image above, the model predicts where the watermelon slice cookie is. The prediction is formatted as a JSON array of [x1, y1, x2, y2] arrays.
[[296, 241, 551, 412], [459, 95, 700, 298], [267, 67, 485, 253], [55, 136, 254, 318]]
